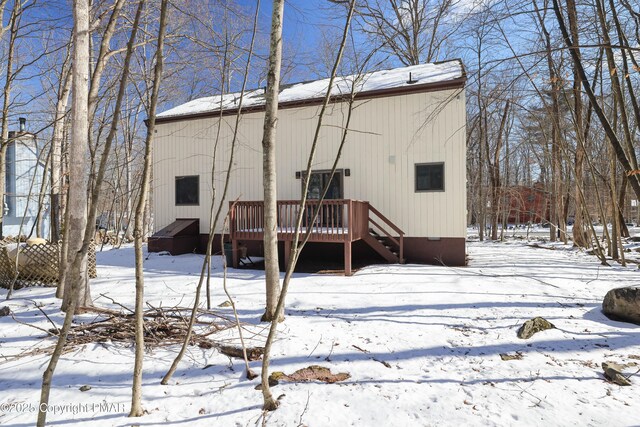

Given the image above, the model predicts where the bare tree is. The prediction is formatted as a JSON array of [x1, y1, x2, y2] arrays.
[[359, 0, 463, 65], [161, 0, 261, 386], [487, 100, 510, 240], [0, 0, 11, 39], [260, 0, 285, 323], [37, 0, 91, 422], [49, 46, 72, 245], [130, 0, 165, 416], [260, 0, 357, 411], [565, 0, 588, 247], [552, 0, 640, 200], [60, 0, 149, 309]]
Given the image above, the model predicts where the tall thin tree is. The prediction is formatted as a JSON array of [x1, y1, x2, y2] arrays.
[[261, 0, 285, 323], [130, 0, 166, 416], [37, 0, 90, 423]]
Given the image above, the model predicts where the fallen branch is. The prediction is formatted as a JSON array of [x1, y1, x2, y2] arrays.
[[4, 306, 238, 364]]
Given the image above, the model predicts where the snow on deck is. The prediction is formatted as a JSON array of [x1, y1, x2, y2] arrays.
[[1, 240, 639, 426], [157, 60, 464, 119], [237, 226, 348, 234]]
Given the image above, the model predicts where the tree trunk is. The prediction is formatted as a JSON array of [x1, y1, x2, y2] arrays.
[[50, 57, 72, 242], [618, 176, 629, 238], [130, 0, 164, 416], [565, 0, 588, 247], [538, 1, 563, 242], [488, 101, 509, 241], [38, 0, 90, 424], [259, 1, 356, 411], [477, 101, 486, 241], [609, 142, 619, 259], [61, 0, 92, 312], [260, 0, 285, 323]]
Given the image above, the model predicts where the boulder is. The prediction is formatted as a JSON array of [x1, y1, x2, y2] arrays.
[[602, 286, 640, 325]]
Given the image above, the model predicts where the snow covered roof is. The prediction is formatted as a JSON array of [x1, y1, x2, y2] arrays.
[[156, 59, 465, 122]]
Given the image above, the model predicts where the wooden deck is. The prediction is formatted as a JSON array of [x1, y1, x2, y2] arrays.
[[229, 199, 404, 275]]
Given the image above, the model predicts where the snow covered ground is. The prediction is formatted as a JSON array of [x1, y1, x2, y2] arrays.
[[1, 241, 639, 426]]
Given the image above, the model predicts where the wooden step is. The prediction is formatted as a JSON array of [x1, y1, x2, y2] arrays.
[[363, 234, 399, 263]]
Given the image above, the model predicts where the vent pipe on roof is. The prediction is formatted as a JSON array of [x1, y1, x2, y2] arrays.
[[18, 117, 26, 132], [406, 72, 417, 84]]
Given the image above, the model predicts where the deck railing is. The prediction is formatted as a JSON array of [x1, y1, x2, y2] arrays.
[[230, 199, 369, 242]]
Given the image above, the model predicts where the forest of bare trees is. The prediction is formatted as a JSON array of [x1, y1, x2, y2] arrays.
[[460, 0, 640, 266], [1, 0, 640, 421]]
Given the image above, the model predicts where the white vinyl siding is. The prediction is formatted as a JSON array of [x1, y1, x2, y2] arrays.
[[152, 88, 466, 238]]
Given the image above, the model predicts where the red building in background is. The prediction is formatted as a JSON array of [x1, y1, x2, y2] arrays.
[[503, 182, 550, 224]]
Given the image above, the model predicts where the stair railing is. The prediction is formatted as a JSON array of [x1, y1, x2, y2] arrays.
[[367, 204, 405, 262]]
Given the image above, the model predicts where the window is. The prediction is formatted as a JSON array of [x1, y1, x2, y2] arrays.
[[415, 163, 444, 192], [175, 175, 199, 205], [302, 170, 344, 200]]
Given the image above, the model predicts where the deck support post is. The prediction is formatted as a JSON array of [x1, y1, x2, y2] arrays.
[[344, 240, 352, 276], [284, 240, 291, 271], [232, 238, 239, 269]]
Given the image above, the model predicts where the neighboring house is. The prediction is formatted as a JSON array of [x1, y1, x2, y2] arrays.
[[3, 118, 48, 238], [150, 60, 467, 272], [503, 183, 550, 225]]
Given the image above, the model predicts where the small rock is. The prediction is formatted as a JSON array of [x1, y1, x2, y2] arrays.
[[79, 385, 91, 392], [272, 365, 350, 384], [602, 362, 631, 386], [602, 286, 640, 325], [254, 377, 279, 390], [499, 352, 524, 361], [517, 317, 555, 339], [0, 306, 10, 317]]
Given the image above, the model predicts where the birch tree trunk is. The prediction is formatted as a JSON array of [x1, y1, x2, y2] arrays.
[[130, 0, 165, 416], [38, 0, 90, 424], [61, 0, 92, 312], [260, 0, 356, 410], [261, 0, 285, 323], [50, 58, 72, 243], [61, 0, 133, 312]]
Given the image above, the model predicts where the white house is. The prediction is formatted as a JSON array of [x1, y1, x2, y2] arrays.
[[3, 118, 48, 238], [150, 59, 467, 273]]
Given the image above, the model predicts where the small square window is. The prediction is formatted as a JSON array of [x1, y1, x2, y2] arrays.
[[415, 163, 444, 192], [175, 175, 199, 206]]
